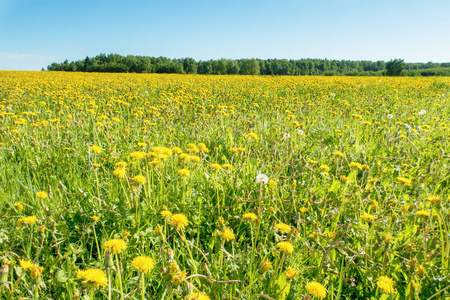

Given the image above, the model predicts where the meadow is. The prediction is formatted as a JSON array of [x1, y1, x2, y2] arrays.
[[0, 71, 449, 300]]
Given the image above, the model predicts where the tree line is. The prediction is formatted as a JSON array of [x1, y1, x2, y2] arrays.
[[46, 54, 450, 76]]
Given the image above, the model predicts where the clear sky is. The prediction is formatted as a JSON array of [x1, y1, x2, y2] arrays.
[[1, 0, 450, 70]]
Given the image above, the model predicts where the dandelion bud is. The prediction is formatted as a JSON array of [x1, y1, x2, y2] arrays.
[[164, 248, 174, 260], [161, 267, 168, 275], [185, 281, 194, 291], [416, 265, 426, 276], [259, 260, 272, 273], [0, 264, 9, 285], [303, 296, 312, 300], [104, 250, 114, 269], [202, 263, 209, 273]]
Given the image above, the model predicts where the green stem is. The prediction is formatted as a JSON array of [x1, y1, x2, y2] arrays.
[[141, 273, 145, 300], [115, 254, 124, 300]]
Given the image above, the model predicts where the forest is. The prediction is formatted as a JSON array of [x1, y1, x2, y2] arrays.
[[46, 53, 450, 76]]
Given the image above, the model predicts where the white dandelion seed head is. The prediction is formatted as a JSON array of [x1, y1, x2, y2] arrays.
[[256, 174, 269, 184], [297, 129, 305, 136], [283, 132, 291, 139], [418, 110, 426, 116], [330, 93, 336, 97], [387, 114, 393, 119]]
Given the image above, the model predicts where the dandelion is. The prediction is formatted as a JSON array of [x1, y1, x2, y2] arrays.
[[178, 169, 190, 177], [361, 213, 377, 222], [387, 114, 393, 119], [305, 281, 327, 299], [76, 268, 108, 288], [112, 168, 126, 178], [274, 223, 291, 233], [426, 196, 441, 205], [103, 239, 127, 255], [348, 162, 362, 169], [160, 210, 172, 218], [14, 202, 24, 211], [377, 276, 396, 294], [130, 151, 147, 160], [132, 175, 146, 184], [35, 191, 48, 199], [297, 129, 305, 136], [17, 216, 38, 226], [242, 213, 258, 221], [131, 256, 154, 274], [418, 110, 426, 116], [276, 241, 294, 254], [319, 165, 330, 172], [256, 173, 269, 184], [89, 145, 102, 154], [170, 214, 189, 230], [91, 216, 100, 223], [259, 260, 272, 273], [397, 177, 412, 185], [415, 210, 430, 218], [333, 151, 345, 157], [283, 132, 291, 139], [285, 267, 299, 280], [268, 179, 277, 187], [171, 270, 187, 285], [210, 164, 222, 171], [219, 228, 235, 242], [300, 207, 308, 214], [247, 132, 258, 139], [185, 292, 211, 300], [19, 259, 36, 270], [221, 163, 233, 170]]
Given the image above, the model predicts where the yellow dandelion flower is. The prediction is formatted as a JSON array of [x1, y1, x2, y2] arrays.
[[397, 177, 412, 185], [185, 291, 211, 300], [112, 168, 126, 178], [348, 162, 362, 169], [285, 267, 299, 280], [19, 259, 36, 270], [160, 210, 172, 218], [210, 163, 222, 171], [35, 191, 48, 199], [29, 265, 44, 279], [377, 276, 396, 294], [130, 151, 147, 160], [131, 256, 154, 274], [274, 223, 291, 233], [361, 213, 377, 222], [276, 241, 294, 254], [333, 151, 345, 157], [219, 228, 235, 242], [268, 179, 277, 187], [103, 239, 127, 255], [319, 165, 330, 172], [76, 268, 108, 288], [242, 213, 257, 221], [415, 210, 430, 218], [14, 202, 24, 211], [221, 163, 233, 170], [305, 281, 327, 299], [170, 214, 189, 230], [91, 216, 100, 223], [132, 175, 146, 184], [259, 260, 272, 273], [300, 207, 308, 214], [426, 196, 441, 205], [88, 145, 102, 154], [178, 169, 190, 176], [17, 216, 38, 226], [171, 270, 187, 285]]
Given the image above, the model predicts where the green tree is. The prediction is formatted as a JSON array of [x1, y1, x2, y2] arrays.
[[385, 59, 405, 76]]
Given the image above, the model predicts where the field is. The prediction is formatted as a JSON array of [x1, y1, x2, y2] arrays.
[[0, 71, 449, 300]]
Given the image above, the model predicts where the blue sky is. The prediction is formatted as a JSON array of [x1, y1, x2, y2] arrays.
[[1, 0, 449, 70]]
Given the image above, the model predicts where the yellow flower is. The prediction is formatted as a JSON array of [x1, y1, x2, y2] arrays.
[[19, 259, 36, 270], [259, 260, 272, 273], [305, 281, 327, 299], [29, 265, 44, 279], [397, 177, 412, 185], [88, 145, 102, 154], [221, 163, 233, 170], [348, 162, 362, 169], [274, 223, 291, 233], [319, 165, 330, 172], [300, 207, 308, 214], [268, 179, 277, 187], [333, 151, 345, 157], [17, 216, 38, 226], [242, 213, 257, 221], [170, 214, 189, 230], [171, 270, 187, 285], [178, 169, 190, 176], [160, 210, 172, 218], [112, 168, 126, 178], [415, 210, 430, 218], [276, 241, 294, 254], [76, 268, 108, 288], [14, 202, 24, 211], [153, 225, 163, 235], [377, 276, 396, 294], [130, 151, 147, 160], [247, 132, 258, 139], [285, 267, 299, 280], [103, 239, 127, 255], [361, 213, 377, 222], [91, 216, 100, 223], [35, 191, 48, 199], [210, 163, 222, 171], [132, 175, 146, 184], [426, 196, 441, 205], [131, 256, 154, 274], [219, 228, 235, 242], [138, 142, 147, 148], [185, 291, 211, 300]]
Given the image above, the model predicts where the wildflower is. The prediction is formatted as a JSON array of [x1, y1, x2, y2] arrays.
[[91, 216, 100, 223], [29, 265, 44, 280], [305, 281, 327, 299], [377, 276, 396, 294], [340, 175, 350, 183], [259, 260, 272, 273], [268, 179, 277, 187], [131, 256, 154, 274], [219, 228, 235, 242], [172, 147, 182, 154], [367, 178, 379, 184], [276, 241, 294, 254], [35, 191, 48, 199], [415, 210, 430, 218], [178, 169, 190, 177], [103, 239, 127, 255], [130, 151, 147, 160], [328, 232, 336, 239], [221, 163, 233, 170], [397, 177, 412, 185], [297, 129, 305, 136], [285, 267, 299, 280], [333, 151, 345, 157], [307, 158, 318, 164], [112, 168, 126, 178], [361, 213, 377, 222], [132, 175, 146, 184], [418, 110, 426, 116], [14, 202, 24, 211], [153, 225, 163, 235], [115, 161, 127, 168], [300, 207, 308, 214], [210, 164, 222, 171], [19, 260, 36, 270], [416, 264, 426, 276], [138, 142, 147, 148], [247, 132, 258, 139], [387, 114, 393, 119], [348, 162, 362, 170], [88, 145, 102, 154], [242, 213, 257, 221], [76, 268, 108, 288], [17, 216, 38, 226], [189, 155, 201, 162], [274, 223, 291, 233], [256, 174, 269, 184], [172, 270, 187, 285], [319, 165, 330, 172], [170, 214, 189, 230], [426, 196, 441, 205], [185, 292, 211, 300], [160, 210, 172, 218], [92, 163, 100, 168], [283, 132, 291, 139]]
